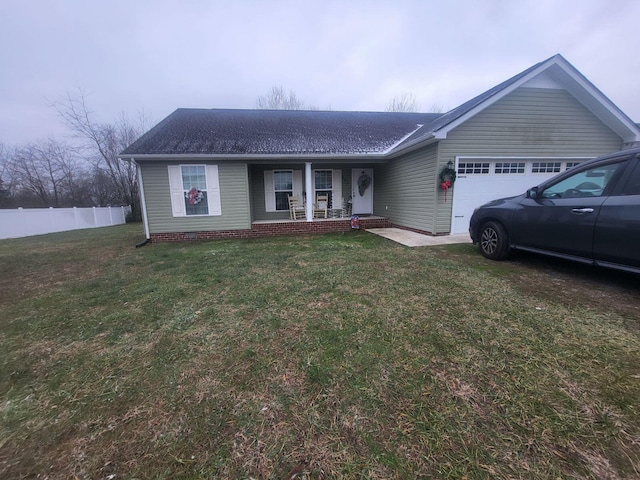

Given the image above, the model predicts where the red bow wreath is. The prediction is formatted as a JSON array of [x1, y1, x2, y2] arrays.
[[186, 187, 204, 205], [439, 165, 457, 202]]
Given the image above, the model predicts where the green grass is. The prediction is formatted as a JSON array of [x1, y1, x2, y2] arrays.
[[1, 224, 639, 479]]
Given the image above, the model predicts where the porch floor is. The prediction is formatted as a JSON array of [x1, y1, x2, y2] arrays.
[[251, 215, 387, 225]]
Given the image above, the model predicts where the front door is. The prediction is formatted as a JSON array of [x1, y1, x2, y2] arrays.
[[352, 168, 373, 215]]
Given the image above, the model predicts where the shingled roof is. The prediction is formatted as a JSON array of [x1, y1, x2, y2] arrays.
[[120, 109, 442, 157]]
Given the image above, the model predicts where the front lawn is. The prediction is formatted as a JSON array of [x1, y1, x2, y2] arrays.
[[1, 225, 638, 479]]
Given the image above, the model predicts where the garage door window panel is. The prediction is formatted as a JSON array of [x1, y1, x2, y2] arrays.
[[565, 161, 582, 171], [458, 162, 490, 175], [532, 162, 561, 173], [495, 162, 525, 174]]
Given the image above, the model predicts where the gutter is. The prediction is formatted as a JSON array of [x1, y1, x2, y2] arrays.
[[123, 157, 151, 242], [122, 151, 392, 162]]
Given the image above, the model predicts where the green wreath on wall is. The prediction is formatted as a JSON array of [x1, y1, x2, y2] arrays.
[[439, 164, 457, 201]]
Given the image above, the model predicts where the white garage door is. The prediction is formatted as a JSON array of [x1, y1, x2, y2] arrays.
[[450, 158, 588, 234]]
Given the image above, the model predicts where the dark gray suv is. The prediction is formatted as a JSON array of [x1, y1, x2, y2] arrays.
[[469, 147, 640, 274]]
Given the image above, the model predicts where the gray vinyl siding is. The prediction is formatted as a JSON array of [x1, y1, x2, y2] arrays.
[[375, 144, 438, 232], [141, 161, 250, 233], [440, 88, 622, 157], [435, 87, 623, 233]]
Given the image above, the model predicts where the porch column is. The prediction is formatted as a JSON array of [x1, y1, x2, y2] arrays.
[[305, 162, 313, 221]]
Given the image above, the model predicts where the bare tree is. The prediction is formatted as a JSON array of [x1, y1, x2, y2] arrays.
[[8, 139, 82, 207], [0, 143, 13, 207], [256, 86, 305, 110], [428, 103, 446, 113], [55, 92, 146, 218], [385, 93, 419, 112], [86, 166, 121, 207]]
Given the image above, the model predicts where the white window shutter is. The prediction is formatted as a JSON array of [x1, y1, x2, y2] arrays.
[[264, 171, 276, 212], [332, 169, 342, 209], [293, 170, 303, 202], [168, 165, 185, 217], [206, 165, 222, 216]]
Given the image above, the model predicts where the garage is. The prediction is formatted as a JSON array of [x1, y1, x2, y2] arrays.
[[450, 157, 590, 234]]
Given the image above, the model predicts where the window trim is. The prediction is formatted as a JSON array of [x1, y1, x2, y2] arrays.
[[273, 170, 294, 212], [264, 169, 303, 212], [168, 164, 221, 217], [312, 169, 342, 210]]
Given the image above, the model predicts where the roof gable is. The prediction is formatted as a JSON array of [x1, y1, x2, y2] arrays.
[[413, 54, 639, 146]]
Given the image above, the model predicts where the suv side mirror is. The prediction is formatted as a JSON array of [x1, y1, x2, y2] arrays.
[[526, 187, 539, 199]]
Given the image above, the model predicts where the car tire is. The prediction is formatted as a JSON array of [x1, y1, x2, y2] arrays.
[[479, 221, 510, 260]]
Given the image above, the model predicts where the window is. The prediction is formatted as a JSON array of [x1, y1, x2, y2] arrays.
[[620, 162, 640, 196], [458, 162, 490, 174], [181, 166, 209, 215], [541, 162, 623, 199], [273, 170, 293, 211], [315, 170, 333, 207], [264, 169, 303, 213], [532, 162, 561, 173], [495, 162, 525, 174], [168, 165, 221, 217]]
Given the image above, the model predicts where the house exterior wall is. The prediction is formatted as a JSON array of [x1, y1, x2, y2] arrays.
[[435, 87, 623, 233], [375, 143, 438, 233], [138, 88, 625, 239], [140, 160, 251, 234]]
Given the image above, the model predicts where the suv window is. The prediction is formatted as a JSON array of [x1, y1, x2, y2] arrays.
[[619, 161, 640, 195], [541, 161, 623, 199]]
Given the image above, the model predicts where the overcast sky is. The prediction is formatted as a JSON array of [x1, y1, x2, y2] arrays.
[[1, 0, 638, 146]]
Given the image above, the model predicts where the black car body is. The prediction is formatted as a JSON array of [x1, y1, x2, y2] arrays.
[[469, 147, 640, 274]]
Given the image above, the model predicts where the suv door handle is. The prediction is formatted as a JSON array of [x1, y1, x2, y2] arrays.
[[571, 208, 594, 214]]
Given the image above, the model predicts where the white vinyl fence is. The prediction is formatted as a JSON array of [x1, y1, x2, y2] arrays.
[[0, 206, 131, 240]]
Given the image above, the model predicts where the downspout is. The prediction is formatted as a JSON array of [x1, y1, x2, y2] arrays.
[[133, 158, 151, 245], [305, 162, 313, 221]]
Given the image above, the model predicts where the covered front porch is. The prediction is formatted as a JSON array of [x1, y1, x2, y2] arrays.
[[249, 160, 379, 224]]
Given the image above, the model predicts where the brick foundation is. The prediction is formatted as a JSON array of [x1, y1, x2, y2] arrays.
[[149, 217, 392, 243]]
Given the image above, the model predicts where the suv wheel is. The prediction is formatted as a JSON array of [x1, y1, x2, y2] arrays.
[[479, 221, 510, 260]]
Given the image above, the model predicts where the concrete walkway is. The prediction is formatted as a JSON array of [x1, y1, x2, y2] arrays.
[[366, 228, 472, 247]]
